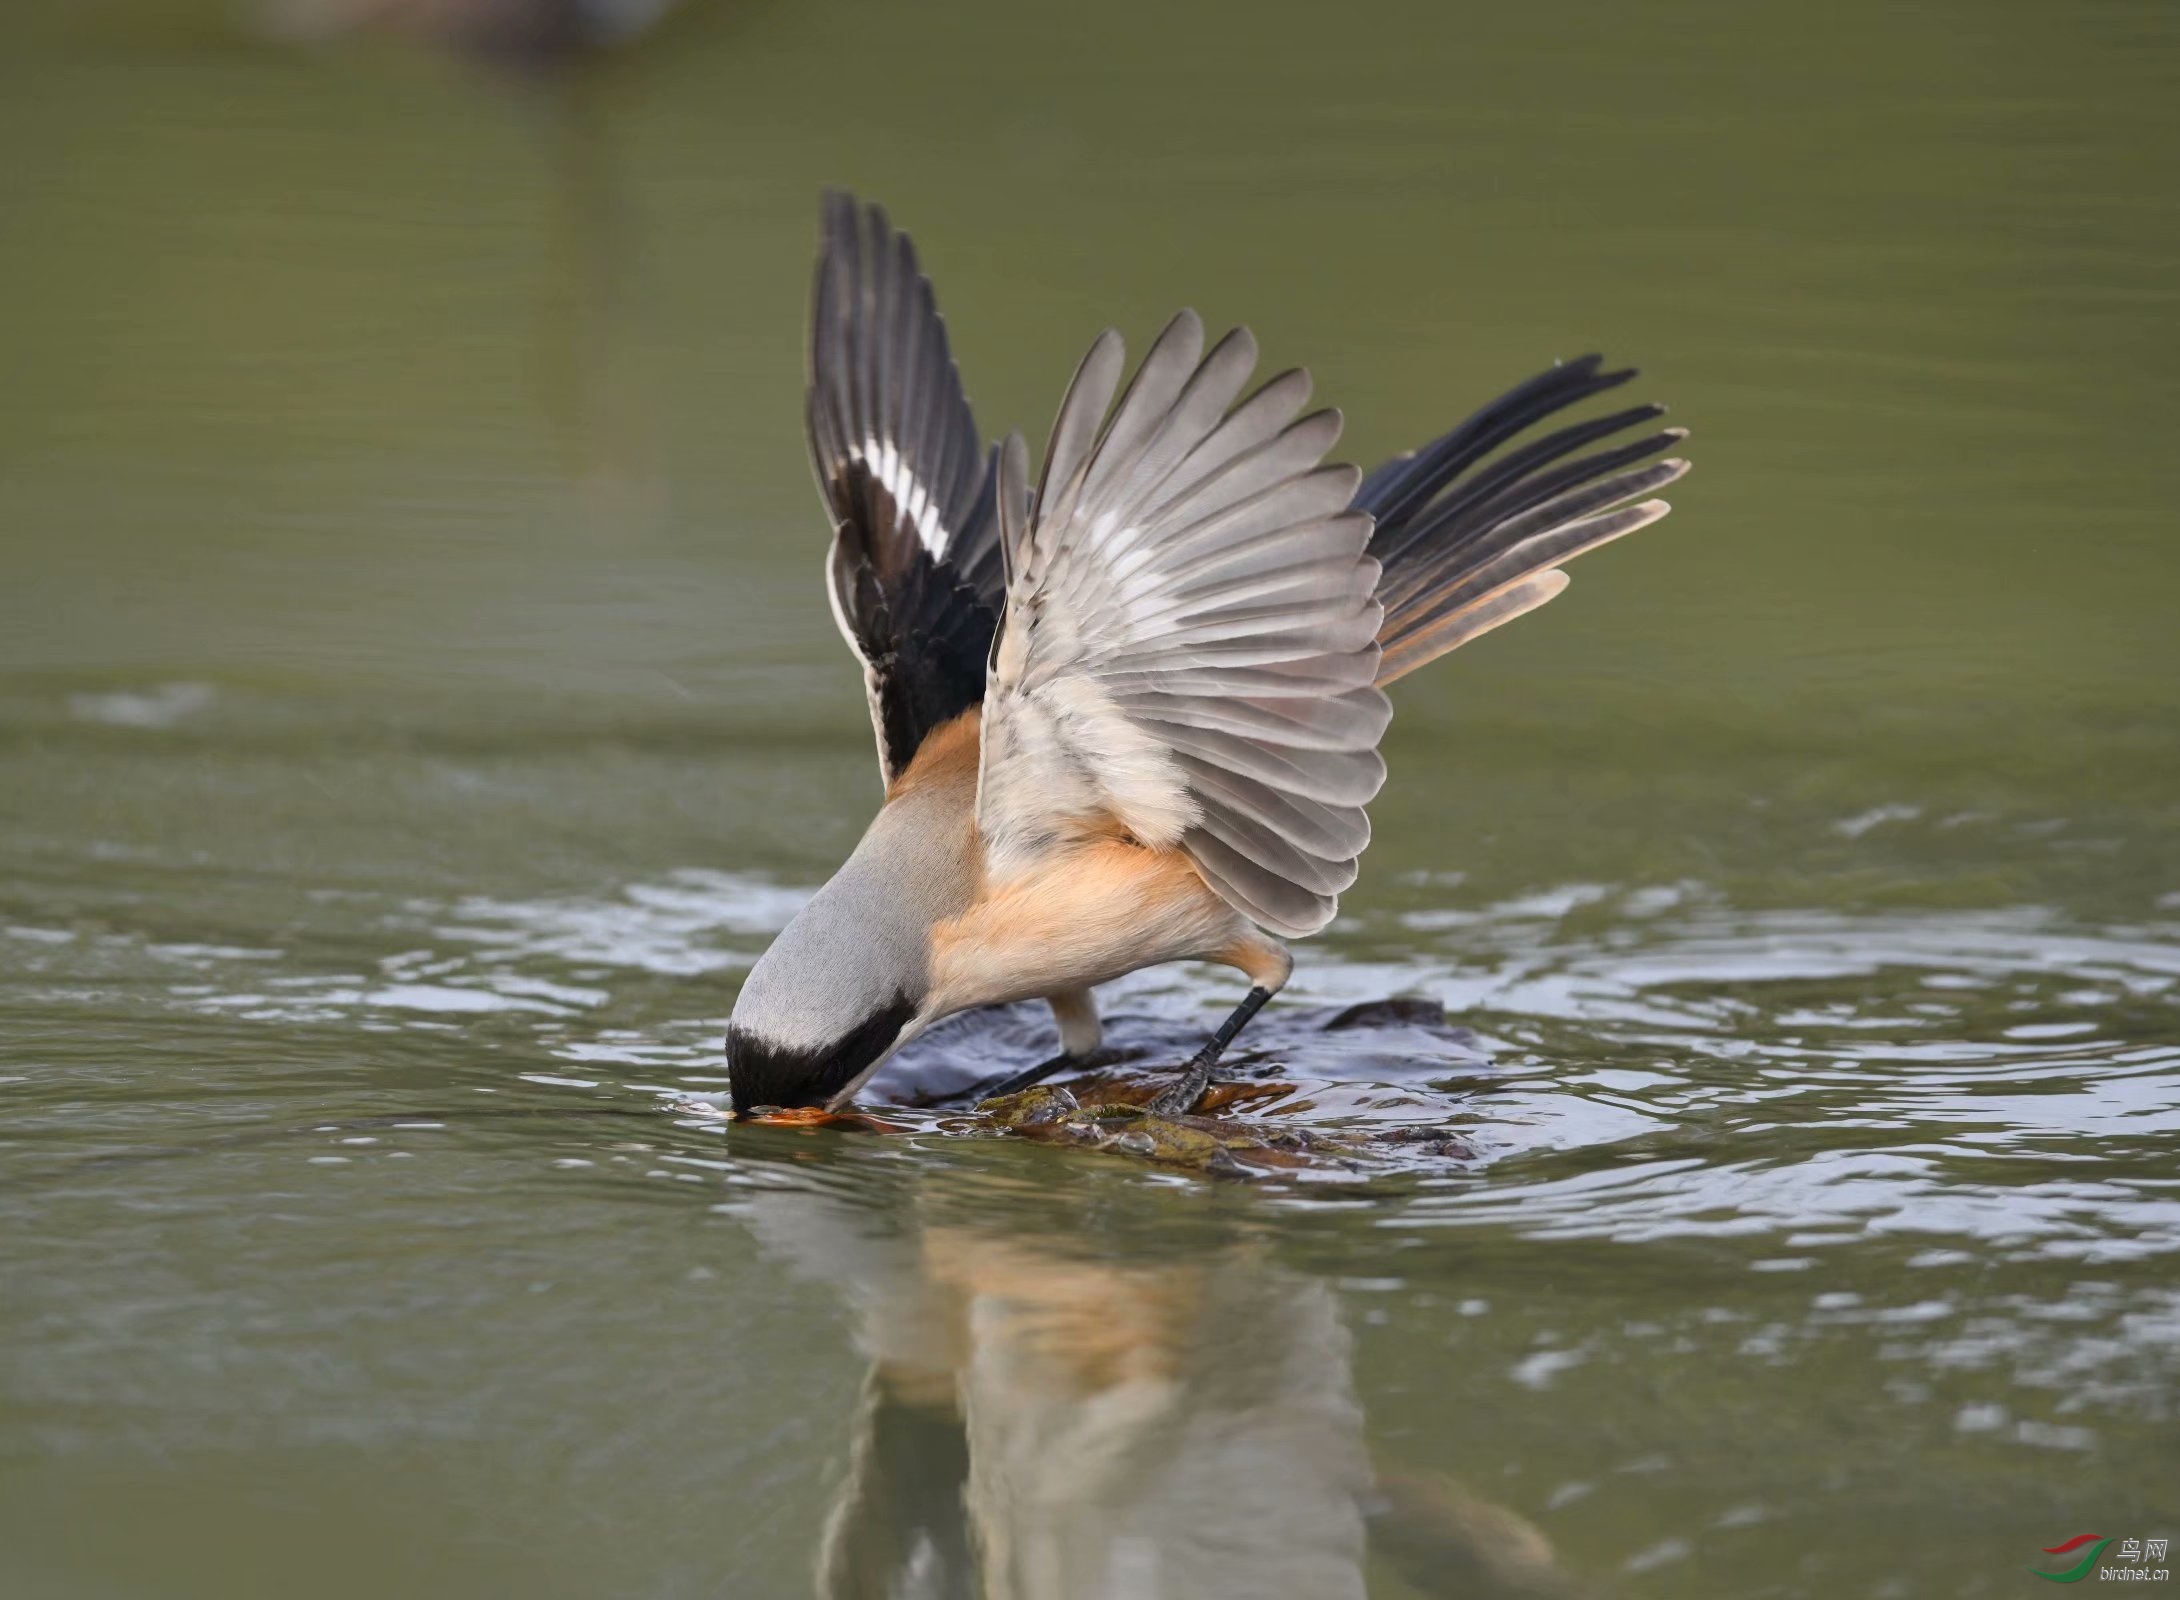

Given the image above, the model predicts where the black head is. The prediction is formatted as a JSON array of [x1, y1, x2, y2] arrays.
[[726, 992, 916, 1114]]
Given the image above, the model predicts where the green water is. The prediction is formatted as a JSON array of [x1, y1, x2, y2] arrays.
[[3, 0, 2178, 1594]]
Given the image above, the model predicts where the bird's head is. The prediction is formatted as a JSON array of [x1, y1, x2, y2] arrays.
[[726, 999, 916, 1114], [725, 881, 924, 1114]]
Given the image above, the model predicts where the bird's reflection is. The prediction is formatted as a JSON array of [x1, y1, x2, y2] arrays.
[[737, 1161, 1579, 1600]]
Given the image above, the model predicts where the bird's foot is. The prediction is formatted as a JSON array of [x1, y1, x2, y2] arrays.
[[1144, 1045, 1224, 1118]]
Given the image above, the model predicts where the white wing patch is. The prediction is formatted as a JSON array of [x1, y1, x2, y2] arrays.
[[854, 435, 951, 560]]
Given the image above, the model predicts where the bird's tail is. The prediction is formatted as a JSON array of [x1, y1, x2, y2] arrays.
[[1356, 355, 1687, 685]]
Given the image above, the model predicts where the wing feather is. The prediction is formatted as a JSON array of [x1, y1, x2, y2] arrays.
[[1030, 330, 1127, 550], [1181, 828, 1344, 934], [808, 191, 1010, 782], [978, 320, 1389, 937], [1357, 354, 1688, 686]]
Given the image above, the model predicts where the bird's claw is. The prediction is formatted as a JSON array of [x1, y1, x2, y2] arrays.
[[1145, 1048, 1222, 1118]]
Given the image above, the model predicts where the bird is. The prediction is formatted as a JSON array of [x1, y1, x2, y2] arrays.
[[725, 191, 1688, 1118]]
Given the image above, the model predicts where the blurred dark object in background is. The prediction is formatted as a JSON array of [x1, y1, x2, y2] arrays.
[[255, 0, 697, 526], [262, 0, 684, 64]]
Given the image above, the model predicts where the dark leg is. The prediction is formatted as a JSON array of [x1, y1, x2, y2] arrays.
[[1146, 987, 1274, 1117], [974, 1046, 1125, 1103], [970, 985, 1112, 1103]]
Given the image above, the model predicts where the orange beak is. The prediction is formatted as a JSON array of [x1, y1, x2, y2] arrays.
[[735, 1104, 902, 1134]]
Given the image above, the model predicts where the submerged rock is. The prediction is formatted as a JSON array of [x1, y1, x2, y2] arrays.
[[966, 1070, 1476, 1178]]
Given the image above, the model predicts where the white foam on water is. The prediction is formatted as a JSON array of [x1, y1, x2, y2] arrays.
[[66, 681, 216, 728]]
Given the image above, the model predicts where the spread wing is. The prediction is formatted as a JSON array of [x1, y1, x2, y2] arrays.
[[977, 313, 1389, 938], [808, 191, 1010, 784], [1355, 354, 1686, 682]]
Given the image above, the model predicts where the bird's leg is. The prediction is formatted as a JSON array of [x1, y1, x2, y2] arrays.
[[1047, 986, 1103, 1057], [974, 988, 1111, 1101], [1145, 932, 1292, 1117], [976, 1048, 1123, 1101], [1146, 986, 1274, 1117]]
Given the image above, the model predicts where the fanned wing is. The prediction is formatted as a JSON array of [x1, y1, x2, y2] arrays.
[[1355, 354, 1687, 682], [808, 190, 1011, 783], [977, 313, 1389, 938]]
